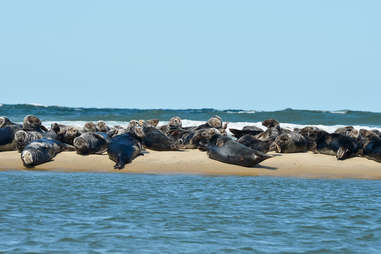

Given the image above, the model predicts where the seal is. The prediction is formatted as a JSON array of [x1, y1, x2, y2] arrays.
[[206, 134, 271, 167], [82, 122, 97, 133], [96, 121, 111, 133], [195, 115, 228, 134], [269, 132, 309, 153], [237, 134, 272, 153], [142, 125, 180, 151], [23, 115, 48, 132], [359, 129, 381, 162], [21, 138, 72, 167], [73, 132, 111, 155], [0, 117, 22, 151], [312, 132, 360, 160], [229, 126, 264, 139], [255, 119, 288, 142], [14, 123, 62, 152], [334, 126, 360, 139], [107, 126, 145, 169], [14, 130, 43, 152], [50, 123, 81, 145], [179, 128, 220, 150], [160, 116, 182, 135], [0, 116, 22, 129]]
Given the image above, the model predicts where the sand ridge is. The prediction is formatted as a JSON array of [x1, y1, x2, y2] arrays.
[[0, 150, 380, 179]]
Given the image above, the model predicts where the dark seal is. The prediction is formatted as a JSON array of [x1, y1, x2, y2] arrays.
[[206, 134, 271, 167], [107, 127, 145, 169]]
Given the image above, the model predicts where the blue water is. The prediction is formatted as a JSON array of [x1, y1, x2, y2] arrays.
[[1, 104, 381, 127], [1, 171, 380, 253]]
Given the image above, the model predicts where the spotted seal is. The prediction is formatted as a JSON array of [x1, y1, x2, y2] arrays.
[[73, 132, 111, 155], [21, 138, 73, 167]]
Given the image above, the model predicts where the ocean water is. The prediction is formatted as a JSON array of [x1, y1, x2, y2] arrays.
[[1, 104, 381, 133], [2, 104, 381, 253], [0, 172, 380, 253]]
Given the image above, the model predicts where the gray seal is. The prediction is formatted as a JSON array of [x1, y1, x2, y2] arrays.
[[359, 129, 381, 163], [269, 132, 309, 153], [23, 115, 47, 132], [0, 117, 22, 151], [21, 138, 72, 167], [107, 126, 145, 169], [229, 126, 264, 139], [142, 125, 180, 151], [206, 134, 271, 167], [14, 125, 61, 152], [237, 134, 272, 154], [73, 132, 111, 155], [308, 130, 361, 160]]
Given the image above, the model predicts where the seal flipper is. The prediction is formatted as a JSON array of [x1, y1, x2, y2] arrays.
[[336, 146, 350, 160]]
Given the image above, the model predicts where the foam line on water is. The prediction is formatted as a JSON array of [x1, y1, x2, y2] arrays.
[[34, 120, 381, 134]]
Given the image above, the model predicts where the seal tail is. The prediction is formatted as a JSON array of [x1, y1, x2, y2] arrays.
[[252, 151, 272, 164]]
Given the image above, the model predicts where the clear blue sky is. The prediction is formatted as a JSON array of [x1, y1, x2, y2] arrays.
[[0, 1, 380, 111]]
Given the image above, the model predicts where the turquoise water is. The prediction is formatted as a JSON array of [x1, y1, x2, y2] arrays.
[[1, 171, 380, 253]]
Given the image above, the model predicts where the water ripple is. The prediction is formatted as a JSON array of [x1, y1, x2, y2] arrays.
[[0, 172, 381, 253]]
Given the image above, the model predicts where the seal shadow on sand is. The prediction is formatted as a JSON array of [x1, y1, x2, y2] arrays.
[[252, 153, 282, 170]]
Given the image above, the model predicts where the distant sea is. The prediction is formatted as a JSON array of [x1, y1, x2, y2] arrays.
[[1, 104, 381, 133]]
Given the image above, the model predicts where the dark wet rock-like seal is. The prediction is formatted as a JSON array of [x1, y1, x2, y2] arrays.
[[269, 132, 309, 153], [237, 134, 272, 154], [21, 138, 72, 167], [142, 125, 180, 151], [229, 126, 264, 139], [313, 132, 361, 160], [107, 127, 145, 169], [179, 128, 220, 150], [73, 132, 111, 155], [359, 129, 381, 163], [0, 117, 22, 151], [206, 134, 271, 167]]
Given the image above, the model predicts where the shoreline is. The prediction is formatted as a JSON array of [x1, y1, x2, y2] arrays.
[[1, 150, 380, 179]]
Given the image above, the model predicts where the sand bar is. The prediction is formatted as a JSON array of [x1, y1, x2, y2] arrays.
[[0, 150, 380, 179]]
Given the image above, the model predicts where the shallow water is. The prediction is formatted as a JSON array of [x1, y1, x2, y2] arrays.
[[1, 172, 380, 253]]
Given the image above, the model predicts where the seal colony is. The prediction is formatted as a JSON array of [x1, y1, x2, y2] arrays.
[[0, 115, 381, 171]]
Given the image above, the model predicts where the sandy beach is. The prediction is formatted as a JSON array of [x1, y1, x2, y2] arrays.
[[0, 150, 380, 179]]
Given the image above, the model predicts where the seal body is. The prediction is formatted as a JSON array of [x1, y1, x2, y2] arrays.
[[142, 126, 179, 151], [107, 133, 144, 169], [362, 137, 381, 162], [23, 115, 47, 132], [206, 135, 271, 167], [314, 133, 360, 160], [73, 132, 111, 155], [21, 138, 69, 167], [0, 127, 18, 151], [0, 117, 22, 151], [270, 132, 309, 153], [237, 134, 272, 153], [229, 126, 264, 139]]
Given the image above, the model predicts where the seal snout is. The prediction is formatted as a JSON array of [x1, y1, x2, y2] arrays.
[[73, 137, 89, 155], [21, 150, 35, 167]]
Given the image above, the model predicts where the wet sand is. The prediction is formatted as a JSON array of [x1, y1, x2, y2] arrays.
[[1, 150, 380, 179]]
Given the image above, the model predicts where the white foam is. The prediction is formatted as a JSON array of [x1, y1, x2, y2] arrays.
[[37, 119, 381, 134], [28, 103, 48, 107]]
